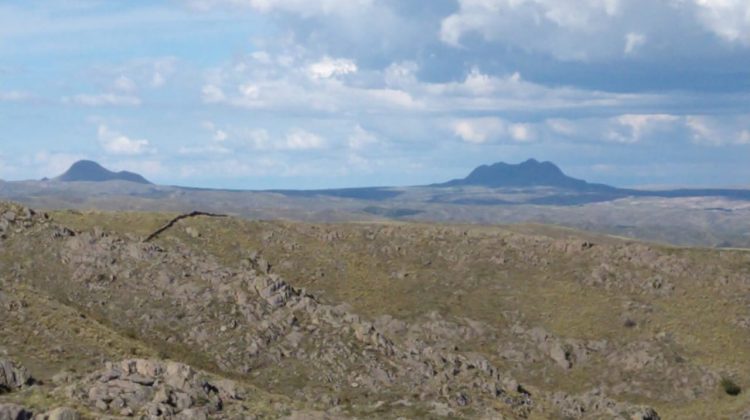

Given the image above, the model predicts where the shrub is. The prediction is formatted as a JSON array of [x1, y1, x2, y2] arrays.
[[720, 378, 741, 396]]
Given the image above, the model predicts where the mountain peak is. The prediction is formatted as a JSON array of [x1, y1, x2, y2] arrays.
[[438, 159, 589, 189], [56, 160, 151, 184]]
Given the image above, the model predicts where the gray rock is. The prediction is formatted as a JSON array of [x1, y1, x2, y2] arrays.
[[0, 404, 32, 420], [44, 407, 79, 420], [2, 211, 16, 223], [0, 359, 32, 391]]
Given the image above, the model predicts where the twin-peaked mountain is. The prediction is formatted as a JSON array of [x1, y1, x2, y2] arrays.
[[51, 158, 750, 204], [54, 158, 597, 190]]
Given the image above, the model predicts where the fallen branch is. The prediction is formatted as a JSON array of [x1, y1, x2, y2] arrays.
[[143, 211, 227, 243]]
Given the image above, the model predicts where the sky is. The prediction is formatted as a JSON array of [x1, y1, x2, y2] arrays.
[[0, 0, 749, 189]]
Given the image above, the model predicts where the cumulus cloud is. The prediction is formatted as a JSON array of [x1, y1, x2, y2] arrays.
[[608, 114, 679, 143], [452, 118, 534, 143], [182, 124, 326, 154], [539, 114, 750, 147], [97, 125, 153, 155], [440, 0, 624, 59], [439, 0, 750, 60], [686, 115, 750, 145], [202, 49, 644, 118], [453, 118, 506, 144], [308, 57, 357, 79], [692, 0, 750, 44], [200, 50, 424, 112]]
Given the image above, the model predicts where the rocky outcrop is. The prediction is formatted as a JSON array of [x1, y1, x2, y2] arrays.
[[0, 359, 33, 392], [0, 404, 33, 420], [0, 405, 79, 420], [74, 359, 240, 418], [549, 389, 661, 419]]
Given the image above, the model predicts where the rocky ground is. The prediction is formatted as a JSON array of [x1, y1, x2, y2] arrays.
[[1, 201, 749, 418]]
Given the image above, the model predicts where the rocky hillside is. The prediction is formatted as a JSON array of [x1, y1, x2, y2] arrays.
[[1, 201, 749, 418]]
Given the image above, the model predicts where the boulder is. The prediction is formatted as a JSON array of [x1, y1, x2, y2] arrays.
[[0, 359, 32, 392], [44, 407, 80, 420], [0, 404, 32, 420]]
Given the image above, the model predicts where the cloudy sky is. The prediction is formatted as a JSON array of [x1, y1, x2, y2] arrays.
[[1, 0, 749, 188]]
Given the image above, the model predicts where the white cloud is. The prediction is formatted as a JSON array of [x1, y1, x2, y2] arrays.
[[113, 75, 136, 92], [185, 125, 326, 153], [348, 125, 378, 150], [441, 0, 623, 59], [151, 58, 176, 87], [546, 118, 577, 136], [97, 124, 153, 155], [202, 84, 226, 103], [439, 0, 750, 59], [0, 91, 31, 101], [608, 114, 679, 143], [384, 61, 418, 88], [453, 118, 534, 143], [184, 0, 374, 16], [240, 129, 271, 149], [692, 0, 750, 44], [239, 83, 260, 98], [684, 115, 750, 146], [214, 129, 228, 142], [509, 123, 535, 142], [452, 118, 507, 144], [66, 93, 141, 107], [284, 129, 325, 150], [624, 32, 646, 54], [308, 57, 357, 79]]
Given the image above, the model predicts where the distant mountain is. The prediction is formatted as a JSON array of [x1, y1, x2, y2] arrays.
[[437, 159, 612, 191], [56, 160, 151, 184]]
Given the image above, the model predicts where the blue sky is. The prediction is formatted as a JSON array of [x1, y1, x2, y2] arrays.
[[1, 0, 749, 189]]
